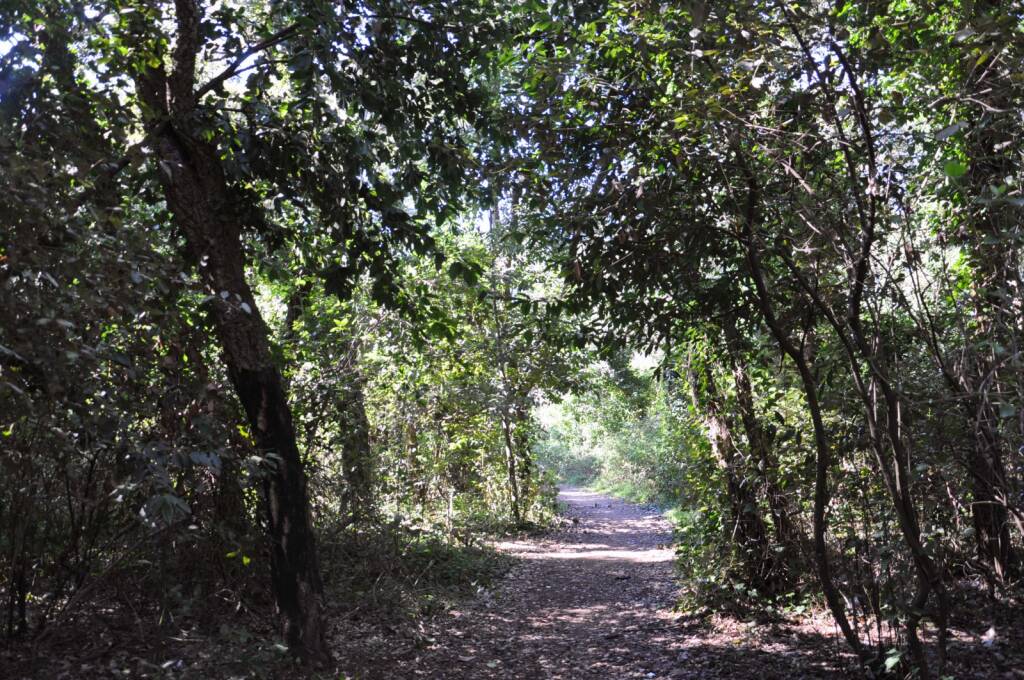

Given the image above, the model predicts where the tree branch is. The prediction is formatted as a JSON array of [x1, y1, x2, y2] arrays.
[[193, 22, 302, 102]]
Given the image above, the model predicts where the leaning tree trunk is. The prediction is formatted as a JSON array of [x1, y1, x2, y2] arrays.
[[135, 58, 328, 660], [737, 180, 868, 666], [153, 126, 327, 661]]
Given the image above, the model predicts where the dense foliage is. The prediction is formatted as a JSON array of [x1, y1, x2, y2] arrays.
[[1, 0, 1022, 677], [512, 1, 1024, 676]]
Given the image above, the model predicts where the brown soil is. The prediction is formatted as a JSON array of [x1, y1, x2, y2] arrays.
[[335, 488, 856, 679], [8, 488, 1020, 678]]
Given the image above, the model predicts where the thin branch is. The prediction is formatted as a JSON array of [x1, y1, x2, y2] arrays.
[[193, 22, 302, 102]]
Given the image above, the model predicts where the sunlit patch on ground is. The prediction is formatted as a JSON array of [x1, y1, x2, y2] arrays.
[[330, 487, 862, 679], [519, 547, 673, 563]]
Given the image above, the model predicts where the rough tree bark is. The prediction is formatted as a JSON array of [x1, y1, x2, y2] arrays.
[[133, 1, 328, 662]]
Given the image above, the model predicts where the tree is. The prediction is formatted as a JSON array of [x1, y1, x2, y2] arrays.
[[2, 0, 503, 660], [504, 1, 1023, 675]]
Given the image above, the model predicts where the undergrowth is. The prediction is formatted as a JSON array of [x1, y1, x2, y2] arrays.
[[321, 521, 514, 621], [591, 478, 667, 508]]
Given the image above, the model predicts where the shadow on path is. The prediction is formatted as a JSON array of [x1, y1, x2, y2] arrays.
[[339, 487, 853, 679]]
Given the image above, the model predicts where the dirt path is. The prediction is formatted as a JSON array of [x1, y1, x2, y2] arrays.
[[341, 488, 851, 679], [417, 487, 683, 679]]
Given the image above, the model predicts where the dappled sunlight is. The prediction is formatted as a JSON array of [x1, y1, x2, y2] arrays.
[[413, 482, 855, 677], [514, 487, 677, 566], [520, 547, 673, 563], [327, 487, 858, 679]]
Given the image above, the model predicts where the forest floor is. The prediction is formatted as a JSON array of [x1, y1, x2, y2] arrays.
[[7, 488, 1022, 678], [333, 488, 857, 679]]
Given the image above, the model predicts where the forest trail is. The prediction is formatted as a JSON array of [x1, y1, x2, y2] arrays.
[[342, 488, 850, 679], [419, 487, 682, 679]]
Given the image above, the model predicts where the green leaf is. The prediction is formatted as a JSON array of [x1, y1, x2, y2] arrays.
[[943, 160, 968, 178], [236, 424, 253, 442], [428, 321, 454, 340]]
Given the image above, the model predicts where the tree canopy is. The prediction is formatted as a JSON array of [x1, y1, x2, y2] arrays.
[[1, 1, 1022, 677]]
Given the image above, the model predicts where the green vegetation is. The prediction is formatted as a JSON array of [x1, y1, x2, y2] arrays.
[[2, 1, 1023, 678], [537, 354, 691, 507]]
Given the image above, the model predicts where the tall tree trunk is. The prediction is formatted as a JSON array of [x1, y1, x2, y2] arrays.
[[488, 191, 523, 525], [966, 422, 1013, 583], [737, 181, 868, 665], [156, 129, 326, 661], [501, 407, 523, 525], [135, 31, 328, 657], [954, 3, 1019, 579], [152, 126, 327, 662]]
